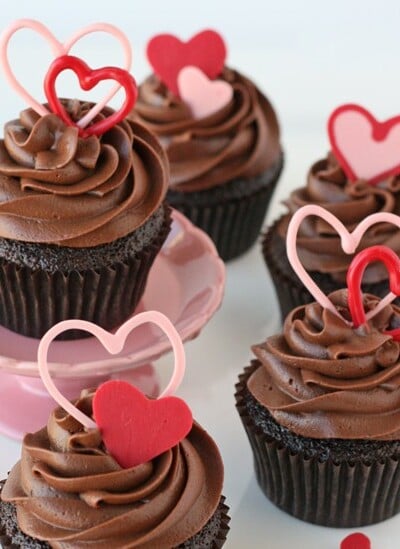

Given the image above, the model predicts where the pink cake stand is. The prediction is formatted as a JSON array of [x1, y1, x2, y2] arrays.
[[0, 210, 225, 439]]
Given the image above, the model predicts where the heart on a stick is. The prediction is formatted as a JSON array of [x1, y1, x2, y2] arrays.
[[37, 312, 191, 468], [147, 29, 226, 96], [177, 66, 233, 119], [0, 18, 132, 127], [286, 204, 400, 324], [44, 55, 137, 137], [328, 104, 400, 184], [93, 380, 192, 468]]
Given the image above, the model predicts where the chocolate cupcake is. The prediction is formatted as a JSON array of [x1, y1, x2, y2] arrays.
[[0, 102, 170, 338], [132, 31, 283, 261], [263, 153, 400, 320], [0, 388, 229, 548], [236, 289, 400, 527]]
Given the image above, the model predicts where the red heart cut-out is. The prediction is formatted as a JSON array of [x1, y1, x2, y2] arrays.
[[347, 245, 400, 338], [44, 54, 137, 138], [328, 104, 400, 185], [93, 380, 193, 468], [147, 30, 226, 96], [340, 532, 371, 549]]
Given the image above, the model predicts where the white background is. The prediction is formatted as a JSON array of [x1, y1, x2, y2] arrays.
[[1, 1, 400, 547]]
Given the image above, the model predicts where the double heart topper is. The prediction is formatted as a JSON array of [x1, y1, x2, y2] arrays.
[[287, 204, 400, 337], [147, 30, 234, 119], [37, 312, 193, 469], [0, 19, 138, 138], [328, 103, 400, 185]]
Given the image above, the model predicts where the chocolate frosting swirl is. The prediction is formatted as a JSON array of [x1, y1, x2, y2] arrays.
[[1, 392, 223, 548], [131, 68, 281, 191], [248, 290, 400, 439], [0, 101, 168, 247], [279, 153, 400, 283]]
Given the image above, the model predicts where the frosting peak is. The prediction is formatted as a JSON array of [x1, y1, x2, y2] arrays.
[[1, 391, 223, 548], [248, 290, 400, 440], [0, 102, 169, 247], [132, 67, 281, 191]]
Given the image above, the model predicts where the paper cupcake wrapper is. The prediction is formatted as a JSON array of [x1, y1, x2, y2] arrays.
[[168, 156, 283, 261], [0, 480, 229, 549], [235, 364, 400, 527], [262, 217, 398, 323], [180, 496, 230, 549], [0, 212, 171, 340]]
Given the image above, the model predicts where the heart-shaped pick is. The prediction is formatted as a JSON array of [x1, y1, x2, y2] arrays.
[[0, 19, 132, 126], [147, 29, 226, 96], [177, 66, 233, 119], [347, 245, 400, 338], [44, 55, 137, 137], [93, 380, 192, 468], [286, 204, 400, 324], [328, 104, 400, 185], [37, 312, 187, 449], [340, 532, 371, 549]]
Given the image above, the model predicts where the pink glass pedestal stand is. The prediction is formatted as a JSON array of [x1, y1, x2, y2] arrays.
[[0, 210, 224, 439]]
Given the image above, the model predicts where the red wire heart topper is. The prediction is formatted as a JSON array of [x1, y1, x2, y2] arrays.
[[347, 245, 400, 338], [44, 55, 137, 138]]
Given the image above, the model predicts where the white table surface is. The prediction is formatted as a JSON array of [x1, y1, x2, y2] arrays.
[[1, 1, 400, 547]]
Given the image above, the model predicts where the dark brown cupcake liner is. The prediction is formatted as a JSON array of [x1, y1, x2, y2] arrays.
[[262, 217, 397, 323], [0, 479, 229, 549], [0, 210, 171, 340], [235, 363, 400, 527], [168, 155, 284, 261], [179, 496, 230, 548]]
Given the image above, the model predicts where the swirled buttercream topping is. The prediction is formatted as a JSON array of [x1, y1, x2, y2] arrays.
[[248, 290, 400, 439], [279, 153, 400, 283], [132, 68, 281, 191], [1, 391, 223, 548], [0, 100, 168, 247]]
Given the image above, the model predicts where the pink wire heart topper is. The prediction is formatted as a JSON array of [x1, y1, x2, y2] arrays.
[[286, 204, 400, 324], [37, 312, 188, 433], [0, 19, 132, 128]]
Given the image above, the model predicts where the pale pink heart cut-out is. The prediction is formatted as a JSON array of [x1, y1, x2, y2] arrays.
[[328, 104, 400, 184], [286, 204, 400, 324], [0, 18, 132, 127], [177, 65, 233, 119]]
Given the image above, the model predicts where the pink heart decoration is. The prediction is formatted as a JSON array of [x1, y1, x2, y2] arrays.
[[340, 532, 371, 549], [177, 66, 233, 119], [286, 204, 400, 323], [147, 29, 226, 97], [37, 312, 188, 464], [328, 104, 400, 184], [93, 380, 192, 468], [0, 19, 132, 127]]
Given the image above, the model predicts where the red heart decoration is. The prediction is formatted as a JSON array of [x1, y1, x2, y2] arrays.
[[44, 54, 137, 138], [328, 104, 400, 185], [340, 532, 371, 549], [147, 30, 226, 96], [93, 380, 193, 468], [347, 245, 400, 338]]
